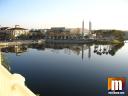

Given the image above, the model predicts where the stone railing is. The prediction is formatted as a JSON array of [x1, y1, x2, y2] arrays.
[[0, 51, 36, 96]]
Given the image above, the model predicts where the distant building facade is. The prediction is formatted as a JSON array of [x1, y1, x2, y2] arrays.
[[46, 27, 71, 39], [45, 27, 87, 40], [9, 25, 29, 38], [0, 25, 29, 40]]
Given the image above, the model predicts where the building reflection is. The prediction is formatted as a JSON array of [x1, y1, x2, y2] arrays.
[[0, 43, 124, 61], [88, 45, 91, 59], [81, 44, 92, 60], [28, 43, 45, 50], [45, 43, 92, 59], [0, 43, 94, 60], [1, 45, 27, 56]]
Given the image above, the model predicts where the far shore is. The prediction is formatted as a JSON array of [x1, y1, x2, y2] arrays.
[[0, 40, 39, 46], [0, 39, 125, 46]]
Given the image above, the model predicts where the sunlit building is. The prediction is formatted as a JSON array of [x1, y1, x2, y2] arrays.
[[0, 25, 29, 40], [9, 25, 29, 38]]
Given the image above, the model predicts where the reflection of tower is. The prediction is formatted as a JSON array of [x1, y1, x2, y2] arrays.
[[81, 45, 84, 60], [88, 45, 91, 59], [82, 20, 84, 38], [89, 21, 92, 34]]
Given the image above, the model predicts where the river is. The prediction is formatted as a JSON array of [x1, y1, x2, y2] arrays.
[[2, 42, 128, 96]]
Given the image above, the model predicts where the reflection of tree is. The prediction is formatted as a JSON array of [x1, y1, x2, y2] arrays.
[[28, 44, 45, 50], [1, 43, 92, 60], [69, 45, 82, 55], [0, 50, 11, 71], [108, 43, 124, 56], [29, 43, 83, 55], [93, 43, 124, 56], [45, 43, 82, 55], [94, 45, 109, 55], [1, 45, 27, 55], [43, 43, 92, 59]]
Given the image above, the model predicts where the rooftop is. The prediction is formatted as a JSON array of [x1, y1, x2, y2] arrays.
[[9, 28, 27, 30]]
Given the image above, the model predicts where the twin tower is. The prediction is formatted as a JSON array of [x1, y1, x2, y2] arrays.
[[82, 20, 92, 37]]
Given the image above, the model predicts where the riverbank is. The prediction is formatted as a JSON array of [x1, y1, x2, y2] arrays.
[[46, 39, 94, 44], [0, 39, 124, 46], [0, 40, 45, 46], [94, 39, 124, 44]]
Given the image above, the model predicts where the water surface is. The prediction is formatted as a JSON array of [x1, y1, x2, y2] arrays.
[[3, 42, 128, 96]]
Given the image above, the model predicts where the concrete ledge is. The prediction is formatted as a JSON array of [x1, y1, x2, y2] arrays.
[[0, 63, 36, 96]]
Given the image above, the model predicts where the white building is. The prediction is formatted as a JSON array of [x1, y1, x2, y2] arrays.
[[9, 25, 29, 38]]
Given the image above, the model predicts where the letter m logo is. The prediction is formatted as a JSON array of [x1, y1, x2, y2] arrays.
[[111, 80, 122, 91]]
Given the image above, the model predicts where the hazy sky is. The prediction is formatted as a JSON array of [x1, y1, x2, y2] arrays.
[[0, 0, 128, 30]]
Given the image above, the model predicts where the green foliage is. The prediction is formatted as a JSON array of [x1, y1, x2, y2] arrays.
[[94, 29, 124, 42], [111, 40, 122, 44], [0, 33, 11, 40], [17, 34, 29, 40]]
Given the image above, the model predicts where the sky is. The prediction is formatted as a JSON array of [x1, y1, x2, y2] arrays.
[[0, 0, 128, 30]]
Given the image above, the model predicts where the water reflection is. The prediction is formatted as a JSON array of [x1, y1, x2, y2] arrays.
[[1, 45, 27, 56], [0, 51, 11, 71], [94, 43, 124, 56], [1, 42, 126, 96], [1, 43, 124, 59]]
